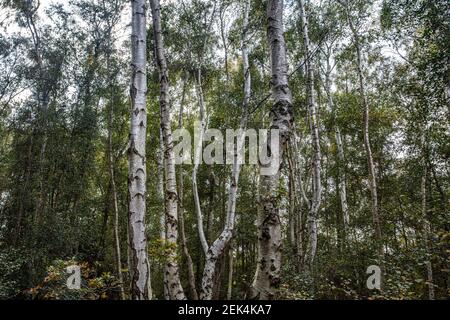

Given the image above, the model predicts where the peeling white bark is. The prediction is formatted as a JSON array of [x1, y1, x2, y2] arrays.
[[150, 0, 186, 300], [128, 0, 151, 300], [251, 0, 293, 300], [200, 0, 251, 300]]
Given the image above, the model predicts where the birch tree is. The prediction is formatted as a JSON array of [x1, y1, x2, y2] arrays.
[[200, 0, 251, 300], [190, 1, 218, 258], [339, 0, 384, 285], [177, 72, 198, 300], [251, 0, 294, 299], [299, 0, 322, 269], [321, 36, 349, 233], [128, 0, 151, 300], [106, 62, 125, 301], [150, 0, 186, 300]]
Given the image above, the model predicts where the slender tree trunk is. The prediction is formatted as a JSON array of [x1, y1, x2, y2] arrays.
[[191, 1, 218, 259], [157, 128, 165, 240], [150, 0, 186, 300], [107, 88, 125, 300], [177, 74, 199, 300], [126, 215, 131, 280], [157, 128, 170, 300], [128, 0, 151, 300], [421, 167, 435, 300], [178, 163, 199, 300], [299, 0, 321, 269], [421, 135, 435, 300], [14, 134, 33, 246], [227, 242, 234, 300], [355, 18, 383, 278], [251, 0, 293, 300], [288, 168, 296, 250], [323, 52, 349, 231], [445, 84, 450, 120], [335, 127, 349, 227], [24, 8, 50, 229], [104, 26, 125, 299], [288, 137, 306, 270], [200, 0, 251, 300], [206, 168, 216, 242], [219, 1, 229, 82], [193, 68, 210, 256], [341, 0, 384, 285]]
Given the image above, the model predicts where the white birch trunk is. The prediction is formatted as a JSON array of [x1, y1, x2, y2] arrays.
[[251, 0, 293, 299], [193, 69, 209, 256], [192, 2, 218, 258], [341, 0, 384, 285], [150, 0, 186, 300], [299, 0, 321, 268], [128, 0, 151, 300], [177, 74, 199, 300], [200, 0, 251, 299]]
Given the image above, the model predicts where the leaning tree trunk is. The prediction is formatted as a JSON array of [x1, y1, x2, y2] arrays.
[[341, 0, 384, 286], [250, 0, 294, 300], [150, 0, 186, 300], [128, 0, 151, 300], [192, 2, 218, 258], [299, 0, 322, 269], [192, 68, 209, 256], [200, 0, 251, 300]]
